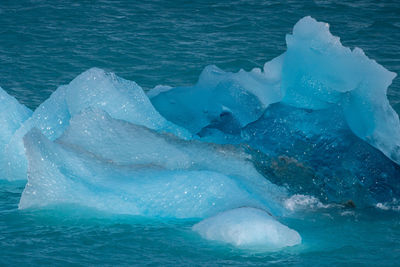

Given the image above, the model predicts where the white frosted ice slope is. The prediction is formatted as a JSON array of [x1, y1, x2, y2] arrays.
[[1, 68, 190, 180], [19, 109, 287, 217]]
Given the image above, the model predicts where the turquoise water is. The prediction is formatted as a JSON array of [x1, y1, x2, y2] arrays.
[[2, 180, 400, 266], [1, 0, 400, 266]]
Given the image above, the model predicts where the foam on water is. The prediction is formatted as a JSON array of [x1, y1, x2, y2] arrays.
[[284, 194, 331, 212]]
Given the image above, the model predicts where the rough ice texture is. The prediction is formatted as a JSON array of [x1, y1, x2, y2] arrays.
[[192, 207, 301, 250], [1, 68, 190, 180], [0, 87, 32, 179], [151, 16, 398, 166], [150, 17, 400, 205], [0, 16, 398, 212], [19, 109, 287, 218], [281, 17, 399, 165], [2, 16, 397, 250]]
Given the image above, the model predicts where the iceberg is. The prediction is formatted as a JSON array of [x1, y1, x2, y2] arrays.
[[1, 15, 398, 250], [0, 15, 397, 218], [19, 109, 287, 217], [192, 207, 301, 250], [1, 68, 190, 181]]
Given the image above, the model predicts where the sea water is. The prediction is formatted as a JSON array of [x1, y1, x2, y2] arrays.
[[1, 0, 400, 266]]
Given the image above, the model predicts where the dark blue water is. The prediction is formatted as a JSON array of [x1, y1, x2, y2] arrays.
[[1, 0, 400, 266]]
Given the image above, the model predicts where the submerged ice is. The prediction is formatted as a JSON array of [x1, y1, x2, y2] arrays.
[[0, 16, 399, 250]]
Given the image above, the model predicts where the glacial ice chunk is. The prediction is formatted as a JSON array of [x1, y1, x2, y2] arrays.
[[170, 16, 400, 203], [2, 68, 190, 180], [19, 109, 287, 217], [150, 64, 283, 134], [63, 68, 188, 136], [150, 16, 399, 168], [2, 15, 400, 212], [192, 207, 301, 250], [281, 16, 399, 164]]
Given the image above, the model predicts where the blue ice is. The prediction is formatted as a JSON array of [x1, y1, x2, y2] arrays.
[[149, 16, 400, 205], [19, 109, 287, 218], [0, 87, 32, 179], [151, 17, 398, 167], [1, 68, 190, 181], [0, 15, 398, 250]]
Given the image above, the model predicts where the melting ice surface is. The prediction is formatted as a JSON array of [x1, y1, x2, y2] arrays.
[[0, 16, 399, 250], [193, 207, 301, 250], [151, 16, 400, 206], [20, 109, 287, 218], [151, 16, 399, 167], [0, 68, 190, 181]]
